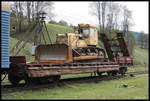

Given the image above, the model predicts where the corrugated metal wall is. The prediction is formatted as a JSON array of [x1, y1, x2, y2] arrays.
[[1, 11, 10, 68]]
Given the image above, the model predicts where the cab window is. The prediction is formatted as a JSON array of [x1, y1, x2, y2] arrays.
[[91, 28, 95, 37], [82, 28, 89, 38]]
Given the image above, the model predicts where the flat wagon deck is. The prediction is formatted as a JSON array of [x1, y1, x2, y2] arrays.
[[26, 61, 120, 78]]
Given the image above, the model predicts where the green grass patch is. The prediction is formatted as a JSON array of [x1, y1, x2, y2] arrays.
[[127, 66, 148, 72], [11, 23, 74, 44], [2, 74, 148, 100], [10, 37, 34, 62], [133, 46, 149, 65]]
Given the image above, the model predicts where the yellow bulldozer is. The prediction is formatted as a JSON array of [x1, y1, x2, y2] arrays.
[[34, 24, 105, 64], [56, 24, 98, 49]]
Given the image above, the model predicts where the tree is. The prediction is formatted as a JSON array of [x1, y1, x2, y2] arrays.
[[90, 1, 109, 34], [69, 24, 73, 27], [89, 2, 101, 27], [90, 2, 121, 34], [101, 2, 107, 33], [10, 1, 55, 32], [18, 1, 23, 32], [31, 1, 35, 21], [106, 2, 121, 35], [144, 34, 149, 49], [138, 31, 148, 49], [127, 32, 136, 55], [89, 2, 135, 54], [48, 20, 58, 24], [10, 1, 24, 32], [118, 5, 134, 52], [138, 31, 145, 48], [121, 5, 133, 37], [34, 2, 54, 21], [26, 2, 31, 23], [58, 20, 68, 26]]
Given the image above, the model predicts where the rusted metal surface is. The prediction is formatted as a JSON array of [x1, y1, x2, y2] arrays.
[[34, 44, 72, 64], [117, 57, 133, 66], [100, 33, 115, 61], [73, 56, 104, 61], [26, 61, 120, 78], [26, 61, 118, 67], [28, 66, 119, 78], [10, 56, 26, 64], [73, 24, 97, 29], [125, 57, 133, 64], [117, 32, 130, 56]]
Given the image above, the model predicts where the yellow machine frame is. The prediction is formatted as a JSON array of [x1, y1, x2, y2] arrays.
[[56, 24, 98, 49]]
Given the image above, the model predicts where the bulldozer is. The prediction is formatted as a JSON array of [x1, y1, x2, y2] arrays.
[[34, 24, 105, 64]]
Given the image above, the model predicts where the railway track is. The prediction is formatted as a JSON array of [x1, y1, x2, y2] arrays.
[[1, 71, 148, 93], [126, 71, 148, 75]]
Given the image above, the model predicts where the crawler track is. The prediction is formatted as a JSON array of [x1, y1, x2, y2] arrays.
[[1, 71, 148, 93]]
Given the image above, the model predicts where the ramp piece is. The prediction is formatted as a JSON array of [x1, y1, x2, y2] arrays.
[[34, 44, 72, 64], [100, 33, 115, 61], [117, 33, 130, 56], [73, 56, 104, 61]]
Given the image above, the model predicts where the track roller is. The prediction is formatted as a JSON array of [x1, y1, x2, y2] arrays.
[[97, 72, 103, 76], [119, 67, 127, 76], [8, 63, 27, 86]]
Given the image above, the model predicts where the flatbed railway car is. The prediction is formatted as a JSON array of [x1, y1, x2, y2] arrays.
[[1, 2, 133, 86]]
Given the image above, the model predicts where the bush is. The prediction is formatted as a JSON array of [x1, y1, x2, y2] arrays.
[[58, 20, 68, 26], [48, 20, 58, 24]]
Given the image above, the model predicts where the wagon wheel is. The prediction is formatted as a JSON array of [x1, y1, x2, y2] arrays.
[[97, 72, 102, 76], [8, 63, 21, 86], [24, 76, 31, 85], [112, 71, 117, 76], [8, 72, 21, 86], [8, 63, 27, 86], [119, 67, 127, 76], [52, 75, 61, 82], [107, 71, 112, 76]]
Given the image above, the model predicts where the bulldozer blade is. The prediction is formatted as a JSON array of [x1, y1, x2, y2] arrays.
[[34, 44, 72, 64]]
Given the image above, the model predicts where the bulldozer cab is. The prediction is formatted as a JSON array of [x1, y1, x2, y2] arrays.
[[73, 24, 98, 46]]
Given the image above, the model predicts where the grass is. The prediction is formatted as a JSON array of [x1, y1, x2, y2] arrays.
[[10, 37, 34, 62], [127, 66, 148, 72], [11, 23, 74, 44], [2, 74, 148, 100], [133, 46, 149, 65]]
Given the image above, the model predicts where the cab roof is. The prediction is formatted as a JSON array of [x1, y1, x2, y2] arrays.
[[73, 24, 97, 29]]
